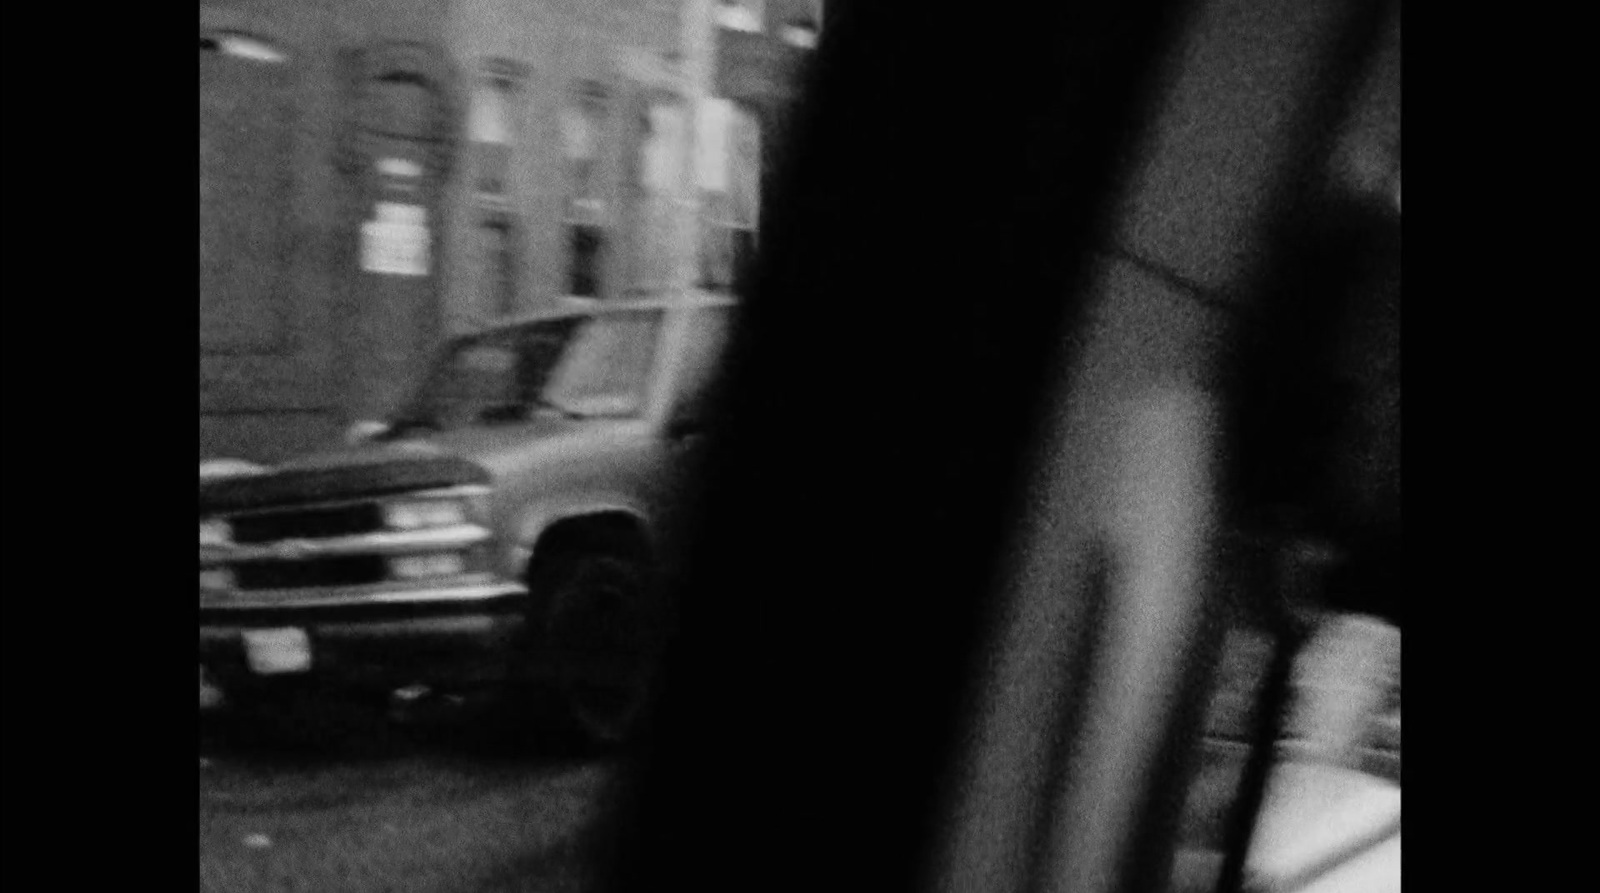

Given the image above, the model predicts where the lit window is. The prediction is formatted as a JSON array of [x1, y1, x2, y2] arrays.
[[629, 98, 689, 290], [640, 102, 687, 194], [374, 72, 433, 140], [696, 98, 734, 194], [729, 105, 762, 232], [568, 225, 604, 298], [476, 220, 517, 317]]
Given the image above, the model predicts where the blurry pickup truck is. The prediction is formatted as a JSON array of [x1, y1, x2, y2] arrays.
[[199, 294, 734, 742]]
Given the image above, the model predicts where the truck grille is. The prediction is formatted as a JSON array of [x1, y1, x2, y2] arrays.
[[230, 504, 384, 544], [233, 555, 390, 591], [201, 484, 492, 600]]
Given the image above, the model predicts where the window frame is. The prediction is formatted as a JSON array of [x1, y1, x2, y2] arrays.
[[561, 78, 615, 299]]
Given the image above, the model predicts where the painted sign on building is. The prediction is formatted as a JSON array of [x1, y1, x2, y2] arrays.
[[361, 202, 430, 276]]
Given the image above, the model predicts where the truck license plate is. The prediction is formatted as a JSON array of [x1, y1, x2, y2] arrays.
[[200, 665, 224, 709], [243, 628, 312, 675]]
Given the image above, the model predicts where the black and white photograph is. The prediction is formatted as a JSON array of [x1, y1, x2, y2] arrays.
[[196, 1, 1401, 891]]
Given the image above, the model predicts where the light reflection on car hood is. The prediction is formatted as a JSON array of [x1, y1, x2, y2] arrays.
[[282, 415, 647, 483]]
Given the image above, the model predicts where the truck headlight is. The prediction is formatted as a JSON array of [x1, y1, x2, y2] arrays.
[[200, 567, 235, 591], [200, 518, 231, 546], [390, 553, 468, 580], [383, 499, 469, 530]]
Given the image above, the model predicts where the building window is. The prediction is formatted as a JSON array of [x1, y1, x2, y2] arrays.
[[472, 218, 518, 319], [467, 61, 526, 316], [471, 63, 523, 197], [716, 0, 765, 33], [629, 98, 688, 291], [562, 80, 610, 297], [696, 98, 760, 294]]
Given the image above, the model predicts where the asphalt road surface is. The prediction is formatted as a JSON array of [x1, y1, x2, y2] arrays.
[[198, 627, 1396, 893], [199, 697, 613, 893]]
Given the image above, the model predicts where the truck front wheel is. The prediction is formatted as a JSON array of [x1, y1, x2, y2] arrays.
[[538, 551, 660, 746]]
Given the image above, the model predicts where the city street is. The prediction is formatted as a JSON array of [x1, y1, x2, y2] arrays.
[[198, 626, 1397, 893], [199, 702, 613, 893], [195, 0, 1398, 889]]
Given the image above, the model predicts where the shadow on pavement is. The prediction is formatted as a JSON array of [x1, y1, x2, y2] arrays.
[[200, 685, 604, 768]]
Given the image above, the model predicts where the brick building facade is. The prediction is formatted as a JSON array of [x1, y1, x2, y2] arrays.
[[201, 0, 460, 462], [200, 0, 819, 463]]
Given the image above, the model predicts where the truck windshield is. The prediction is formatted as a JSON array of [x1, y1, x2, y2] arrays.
[[395, 309, 664, 432]]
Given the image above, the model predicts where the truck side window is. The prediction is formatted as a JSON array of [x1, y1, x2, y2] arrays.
[[545, 311, 664, 417]]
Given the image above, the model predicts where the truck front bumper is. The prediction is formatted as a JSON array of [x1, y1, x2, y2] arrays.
[[199, 580, 531, 700]]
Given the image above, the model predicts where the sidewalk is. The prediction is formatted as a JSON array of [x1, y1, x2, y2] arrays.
[[1174, 747, 1400, 893]]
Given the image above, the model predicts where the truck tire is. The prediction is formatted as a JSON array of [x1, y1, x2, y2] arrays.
[[538, 550, 661, 746]]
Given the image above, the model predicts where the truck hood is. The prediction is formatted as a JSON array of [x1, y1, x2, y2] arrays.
[[288, 415, 638, 475], [200, 416, 637, 513]]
